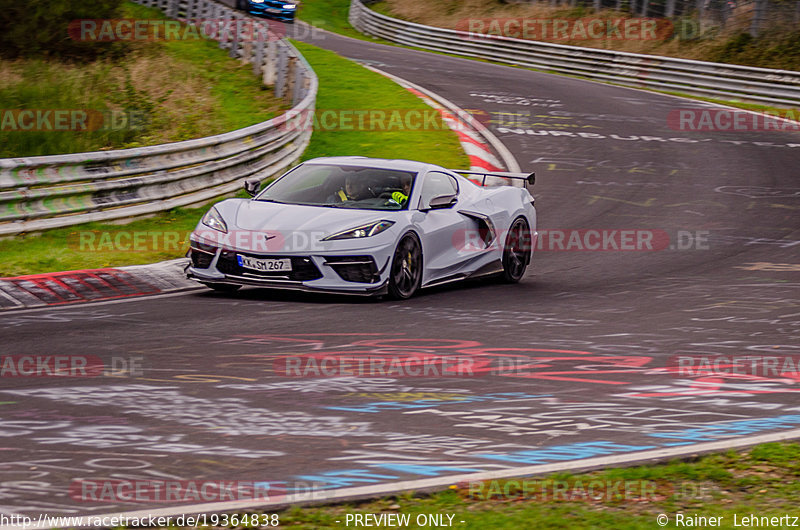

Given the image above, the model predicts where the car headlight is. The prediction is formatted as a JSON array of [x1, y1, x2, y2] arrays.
[[322, 220, 394, 241], [250, 0, 265, 3], [201, 207, 228, 233]]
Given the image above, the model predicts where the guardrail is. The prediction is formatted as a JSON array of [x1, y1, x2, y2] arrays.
[[350, 0, 800, 108], [0, 0, 317, 236]]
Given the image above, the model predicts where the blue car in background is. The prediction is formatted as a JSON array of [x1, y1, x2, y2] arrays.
[[236, 0, 297, 23]]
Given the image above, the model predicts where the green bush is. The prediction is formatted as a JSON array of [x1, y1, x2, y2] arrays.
[[0, 0, 126, 60], [710, 29, 800, 70]]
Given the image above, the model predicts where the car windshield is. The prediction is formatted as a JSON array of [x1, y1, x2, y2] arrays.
[[256, 164, 417, 211]]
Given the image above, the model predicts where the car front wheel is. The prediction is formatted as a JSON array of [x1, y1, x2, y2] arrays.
[[501, 217, 532, 283], [388, 233, 423, 299]]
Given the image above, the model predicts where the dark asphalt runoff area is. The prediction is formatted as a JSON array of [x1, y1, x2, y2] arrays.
[[1, 13, 799, 522]]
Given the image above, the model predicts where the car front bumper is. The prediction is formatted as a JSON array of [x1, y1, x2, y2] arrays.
[[185, 236, 395, 296]]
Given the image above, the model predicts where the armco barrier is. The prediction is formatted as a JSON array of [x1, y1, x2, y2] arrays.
[[349, 0, 800, 107], [0, 0, 316, 236]]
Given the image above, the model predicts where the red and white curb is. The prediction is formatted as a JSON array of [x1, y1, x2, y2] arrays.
[[361, 65, 521, 186], [0, 259, 195, 311]]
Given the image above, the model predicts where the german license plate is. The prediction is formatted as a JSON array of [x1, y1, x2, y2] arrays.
[[266, 8, 282, 13], [237, 255, 292, 272]]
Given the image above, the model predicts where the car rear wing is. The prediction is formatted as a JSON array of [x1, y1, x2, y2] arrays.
[[451, 170, 535, 186]]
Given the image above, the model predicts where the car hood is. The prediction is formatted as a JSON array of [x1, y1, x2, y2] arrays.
[[192, 199, 405, 253], [231, 200, 393, 233]]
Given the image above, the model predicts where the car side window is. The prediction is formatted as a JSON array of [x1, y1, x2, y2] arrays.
[[419, 171, 459, 209]]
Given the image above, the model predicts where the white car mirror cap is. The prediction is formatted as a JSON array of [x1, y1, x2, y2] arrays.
[[427, 194, 457, 210]]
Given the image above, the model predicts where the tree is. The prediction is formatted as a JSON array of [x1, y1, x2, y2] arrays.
[[0, 0, 125, 60]]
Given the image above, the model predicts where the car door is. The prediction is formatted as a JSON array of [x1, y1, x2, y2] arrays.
[[413, 171, 469, 284]]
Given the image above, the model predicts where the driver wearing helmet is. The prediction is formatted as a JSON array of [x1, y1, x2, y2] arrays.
[[330, 174, 370, 202], [389, 174, 412, 206]]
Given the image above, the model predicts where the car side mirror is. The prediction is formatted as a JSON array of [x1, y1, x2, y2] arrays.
[[426, 194, 457, 210], [244, 178, 261, 197]]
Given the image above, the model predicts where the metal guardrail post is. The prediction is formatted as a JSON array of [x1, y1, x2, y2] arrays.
[[751, 0, 766, 36], [194, 0, 206, 19], [275, 45, 288, 98], [348, 0, 360, 27], [242, 41, 253, 64], [219, 9, 231, 51], [695, 0, 706, 19], [264, 40, 277, 86], [254, 34, 265, 76], [230, 16, 241, 58], [293, 62, 305, 105]]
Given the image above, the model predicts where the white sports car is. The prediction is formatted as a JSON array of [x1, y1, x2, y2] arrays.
[[186, 157, 537, 299]]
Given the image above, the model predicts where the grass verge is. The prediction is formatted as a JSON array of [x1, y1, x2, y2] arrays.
[[0, 42, 468, 277], [144, 441, 800, 529], [293, 41, 468, 165], [0, 2, 285, 158], [297, 0, 377, 40]]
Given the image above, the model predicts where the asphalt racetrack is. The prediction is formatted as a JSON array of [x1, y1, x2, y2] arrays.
[[1, 13, 799, 523]]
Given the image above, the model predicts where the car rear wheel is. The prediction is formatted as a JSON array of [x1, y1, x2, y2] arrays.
[[388, 233, 423, 299], [501, 217, 531, 283], [203, 282, 242, 293]]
